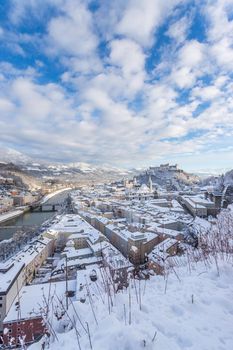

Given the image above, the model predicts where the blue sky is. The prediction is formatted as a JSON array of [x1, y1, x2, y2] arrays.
[[0, 0, 233, 170]]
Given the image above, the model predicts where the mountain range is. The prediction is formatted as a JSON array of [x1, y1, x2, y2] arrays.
[[0, 147, 140, 184], [0, 147, 230, 187]]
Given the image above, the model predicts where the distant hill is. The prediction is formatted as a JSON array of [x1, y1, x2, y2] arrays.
[[0, 160, 138, 186], [136, 164, 200, 191], [0, 162, 22, 172], [0, 162, 41, 190], [21, 162, 138, 184], [0, 147, 139, 183]]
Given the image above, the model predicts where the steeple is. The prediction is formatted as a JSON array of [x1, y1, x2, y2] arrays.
[[148, 175, 153, 192]]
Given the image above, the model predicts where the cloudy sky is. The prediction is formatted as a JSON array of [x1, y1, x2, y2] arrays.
[[0, 0, 233, 170]]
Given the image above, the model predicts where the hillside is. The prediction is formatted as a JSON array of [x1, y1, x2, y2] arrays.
[[29, 256, 233, 350], [0, 147, 138, 184], [19, 163, 137, 185], [136, 164, 199, 191], [27, 208, 233, 350], [0, 162, 41, 190]]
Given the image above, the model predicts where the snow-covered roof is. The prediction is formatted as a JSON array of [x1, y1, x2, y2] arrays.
[[0, 237, 52, 294], [4, 280, 76, 322], [182, 195, 215, 208], [149, 238, 178, 262], [47, 214, 102, 244], [63, 247, 93, 260], [0, 261, 25, 294], [102, 245, 131, 270]]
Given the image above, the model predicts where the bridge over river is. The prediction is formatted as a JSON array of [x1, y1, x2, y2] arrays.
[[30, 202, 63, 212], [0, 189, 70, 241]]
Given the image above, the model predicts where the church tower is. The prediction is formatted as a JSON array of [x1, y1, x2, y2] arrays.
[[148, 176, 153, 192]]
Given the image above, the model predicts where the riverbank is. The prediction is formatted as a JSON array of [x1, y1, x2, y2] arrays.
[[0, 188, 71, 241], [0, 188, 71, 225], [0, 209, 25, 224]]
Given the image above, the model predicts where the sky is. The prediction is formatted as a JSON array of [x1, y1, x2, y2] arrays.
[[0, 0, 233, 170]]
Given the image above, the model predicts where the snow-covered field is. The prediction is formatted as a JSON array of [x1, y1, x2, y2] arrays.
[[30, 256, 233, 350]]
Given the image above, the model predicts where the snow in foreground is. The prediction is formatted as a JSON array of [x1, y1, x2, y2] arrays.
[[29, 257, 233, 350]]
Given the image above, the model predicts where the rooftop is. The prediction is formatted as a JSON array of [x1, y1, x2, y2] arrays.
[[4, 280, 76, 322]]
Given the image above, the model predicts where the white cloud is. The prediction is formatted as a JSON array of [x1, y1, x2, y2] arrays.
[[192, 85, 221, 101], [109, 39, 146, 95], [204, 0, 233, 70], [214, 75, 229, 88], [0, 97, 14, 112], [170, 66, 196, 88], [109, 39, 145, 75], [178, 40, 205, 68], [211, 38, 233, 70], [0, 0, 233, 169], [47, 1, 98, 57], [61, 56, 103, 75], [116, 0, 182, 47], [144, 83, 177, 129], [161, 39, 208, 89], [166, 15, 191, 43], [8, 0, 64, 24], [205, 0, 233, 43]]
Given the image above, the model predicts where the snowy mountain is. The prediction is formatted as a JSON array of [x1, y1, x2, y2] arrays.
[[52, 162, 132, 175], [0, 147, 33, 165], [0, 147, 136, 181], [192, 168, 231, 178], [0, 148, 139, 180], [20, 162, 136, 182], [67, 162, 97, 173]]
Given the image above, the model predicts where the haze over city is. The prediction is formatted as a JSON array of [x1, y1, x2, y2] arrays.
[[0, 0, 233, 170]]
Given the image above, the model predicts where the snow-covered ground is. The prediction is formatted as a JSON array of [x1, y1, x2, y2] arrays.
[[29, 256, 233, 350]]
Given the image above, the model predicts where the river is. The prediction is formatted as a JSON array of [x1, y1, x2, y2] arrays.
[[0, 190, 70, 241]]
